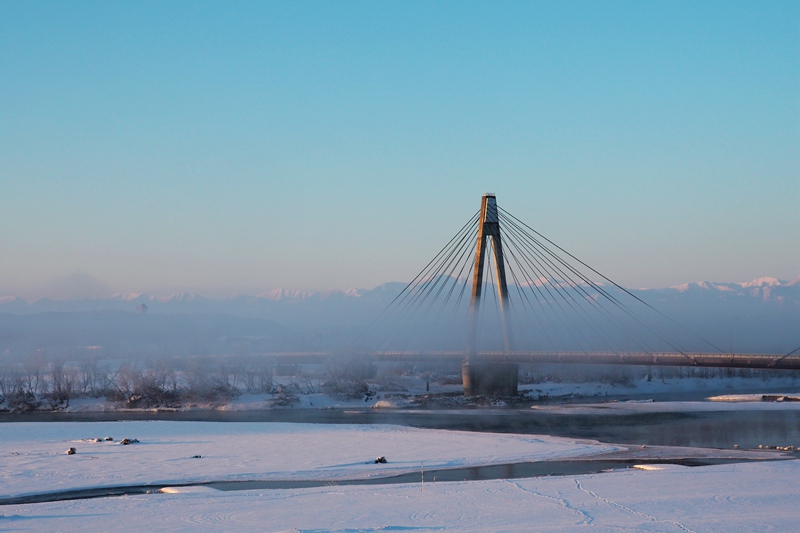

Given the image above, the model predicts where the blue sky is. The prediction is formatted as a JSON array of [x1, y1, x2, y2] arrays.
[[1, 1, 798, 299]]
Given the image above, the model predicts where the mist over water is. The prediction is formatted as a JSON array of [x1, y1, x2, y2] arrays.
[[5, 408, 800, 452], [0, 276, 798, 361]]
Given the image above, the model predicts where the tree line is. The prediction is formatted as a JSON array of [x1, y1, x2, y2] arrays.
[[0, 355, 274, 411]]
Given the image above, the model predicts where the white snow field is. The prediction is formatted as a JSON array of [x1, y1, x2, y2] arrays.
[[1, 422, 623, 499], [1, 421, 799, 531]]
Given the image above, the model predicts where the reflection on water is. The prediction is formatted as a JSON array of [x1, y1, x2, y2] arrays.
[[4, 407, 800, 450], [549, 411, 800, 449], [1, 456, 764, 506], [206, 458, 751, 492]]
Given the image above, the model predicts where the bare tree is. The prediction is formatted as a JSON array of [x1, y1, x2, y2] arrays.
[[45, 359, 75, 409], [77, 357, 100, 396], [0, 364, 13, 399], [323, 356, 376, 400], [115, 364, 140, 403], [1, 362, 41, 412], [153, 358, 180, 394], [22, 355, 46, 396]]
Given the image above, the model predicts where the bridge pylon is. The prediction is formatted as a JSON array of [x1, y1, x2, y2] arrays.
[[463, 193, 519, 396]]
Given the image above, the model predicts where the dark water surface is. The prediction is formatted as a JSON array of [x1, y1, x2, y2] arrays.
[[0, 457, 766, 506], [3, 405, 800, 450], [207, 457, 749, 492]]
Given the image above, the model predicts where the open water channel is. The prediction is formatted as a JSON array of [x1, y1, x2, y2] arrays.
[[5, 399, 800, 450]]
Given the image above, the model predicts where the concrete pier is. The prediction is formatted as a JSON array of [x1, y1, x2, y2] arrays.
[[462, 362, 519, 396]]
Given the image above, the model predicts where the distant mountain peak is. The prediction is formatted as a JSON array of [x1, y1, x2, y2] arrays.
[[670, 277, 789, 293], [111, 292, 146, 301], [669, 282, 708, 292], [154, 292, 202, 303], [741, 277, 782, 288], [257, 289, 314, 301]]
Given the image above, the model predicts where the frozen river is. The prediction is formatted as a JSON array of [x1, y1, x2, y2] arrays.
[[5, 401, 800, 450], [2, 417, 798, 532]]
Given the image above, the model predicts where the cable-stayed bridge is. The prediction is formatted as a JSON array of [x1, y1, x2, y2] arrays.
[[331, 194, 800, 394]]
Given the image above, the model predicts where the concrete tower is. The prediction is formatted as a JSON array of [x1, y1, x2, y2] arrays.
[[462, 193, 518, 396]]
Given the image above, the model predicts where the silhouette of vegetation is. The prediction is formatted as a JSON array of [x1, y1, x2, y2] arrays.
[[0, 355, 796, 412]]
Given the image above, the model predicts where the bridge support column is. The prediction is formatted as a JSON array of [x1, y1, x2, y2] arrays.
[[464, 193, 517, 396], [462, 363, 518, 397], [468, 193, 511, 359]]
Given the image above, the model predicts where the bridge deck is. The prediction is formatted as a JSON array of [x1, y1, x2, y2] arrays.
[[267, 351, 800, 370]]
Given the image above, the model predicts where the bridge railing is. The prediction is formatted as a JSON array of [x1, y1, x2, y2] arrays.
[[369, 351, 800, 370], [261, 351, 800, 370]]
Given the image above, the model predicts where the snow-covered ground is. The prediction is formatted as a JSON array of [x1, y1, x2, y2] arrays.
[[2, 421, 798, 531], [1, 422, 623, 500], [4, 460, 800, 532]]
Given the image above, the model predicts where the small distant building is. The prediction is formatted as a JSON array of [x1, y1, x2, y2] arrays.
[[136, 303, 148, 314]]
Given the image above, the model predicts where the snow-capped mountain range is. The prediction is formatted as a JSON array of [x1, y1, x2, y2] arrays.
[[666, 276, 799, 299], [2, 277, 797, 310]]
